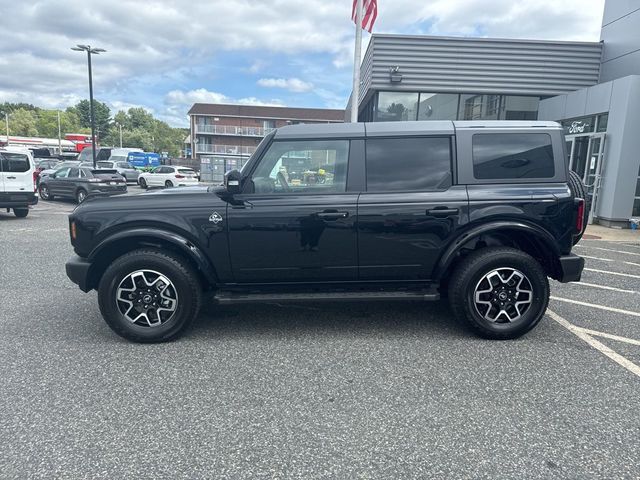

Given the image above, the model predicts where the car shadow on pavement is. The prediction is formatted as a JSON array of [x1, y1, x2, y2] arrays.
[[191, 300, 472, 341]]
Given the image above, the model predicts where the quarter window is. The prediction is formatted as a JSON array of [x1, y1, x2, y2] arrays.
[[248, 140, 349, 194], [365, 137, 452, 192], [472, 133, 555, 180]]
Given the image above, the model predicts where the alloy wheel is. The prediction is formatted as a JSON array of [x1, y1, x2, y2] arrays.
[[116, 269, 178, 327], [473, 268, 533, 323], [40, 185, 49, 200]]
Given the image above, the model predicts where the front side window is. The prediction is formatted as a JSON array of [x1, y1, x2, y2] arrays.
[[0, 153, 30, 172], [366, 137, 452, 192], [247, 140, 349, 194], [55, 167, 70, 178], [473, 133, 555, 180]]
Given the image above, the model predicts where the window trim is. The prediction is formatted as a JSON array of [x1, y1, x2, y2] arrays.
[[364, 135, 455, 193]]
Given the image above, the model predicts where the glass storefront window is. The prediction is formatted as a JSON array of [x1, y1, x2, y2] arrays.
[[459, 94, 501, 120], [375, 92, 418, 121], [417, 93, 459, 120], [501, 96, 539, 120], [597, 113, 609, 132]]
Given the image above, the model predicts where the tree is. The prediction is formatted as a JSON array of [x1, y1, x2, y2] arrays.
[[8, 108, 39, 136], [67, 100, 111, 139], [34, 110, 82, 138]]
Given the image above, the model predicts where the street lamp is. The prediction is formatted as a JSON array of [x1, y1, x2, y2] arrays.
[[71, 44, 106, 168]]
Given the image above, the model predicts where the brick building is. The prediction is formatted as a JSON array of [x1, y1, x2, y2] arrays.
[[187, 104, 344, 174]]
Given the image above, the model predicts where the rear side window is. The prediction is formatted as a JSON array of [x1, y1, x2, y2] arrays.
[[365, 137, 452, 192], [0, 153, 30, 172], [472, 133, 554, 179]]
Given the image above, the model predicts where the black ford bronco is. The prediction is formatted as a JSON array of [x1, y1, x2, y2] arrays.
[[66, 121, 586, 343]]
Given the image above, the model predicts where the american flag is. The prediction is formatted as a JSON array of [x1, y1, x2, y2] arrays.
[[352, 0, 378, 33]]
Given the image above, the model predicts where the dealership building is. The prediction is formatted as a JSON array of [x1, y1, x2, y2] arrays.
[[349, 1, 640, 227]]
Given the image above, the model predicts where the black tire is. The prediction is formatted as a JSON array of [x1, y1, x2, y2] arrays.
[[13, 208, 29, 218], [448, 247, 549, 340], [165, 180, 173, 188], [39, 184, 53, 200], [568, 170, 588, 244], [138, 177, 148, 189], [76, 189, 88, 204], [97, 249, 202, 343]]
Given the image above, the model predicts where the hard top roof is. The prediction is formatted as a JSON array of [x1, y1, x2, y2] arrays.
[[274, 120, 561, 139]]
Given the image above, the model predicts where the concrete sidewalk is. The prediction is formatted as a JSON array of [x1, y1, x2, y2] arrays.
[[584, 224, 640, 242]]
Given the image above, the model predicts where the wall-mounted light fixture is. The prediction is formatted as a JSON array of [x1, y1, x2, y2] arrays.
[[389, 66, 403, 83]]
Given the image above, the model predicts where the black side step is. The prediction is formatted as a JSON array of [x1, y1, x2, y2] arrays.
[[214, 290, 440, 304]]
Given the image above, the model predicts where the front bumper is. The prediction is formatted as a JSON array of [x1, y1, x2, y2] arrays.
[[557, 253, 585, 283], [66, 255, 92, 292]]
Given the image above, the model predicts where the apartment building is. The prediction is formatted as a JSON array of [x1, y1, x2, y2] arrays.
[[187, 104, 344, 178]]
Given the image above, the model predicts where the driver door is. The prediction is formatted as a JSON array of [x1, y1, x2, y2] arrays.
[[226, 139, 359, 283]]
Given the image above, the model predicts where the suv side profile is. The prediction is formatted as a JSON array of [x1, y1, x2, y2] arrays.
[[66, 121, 585, 343]]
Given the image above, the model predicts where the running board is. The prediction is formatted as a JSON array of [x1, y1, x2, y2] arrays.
[[214, 290, 440, 304]]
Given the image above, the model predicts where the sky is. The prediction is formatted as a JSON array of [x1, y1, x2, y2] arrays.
[[0, 0, 606, 127]]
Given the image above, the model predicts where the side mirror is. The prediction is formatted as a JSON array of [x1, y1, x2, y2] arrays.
[[224, 169, 242, 194], [50, 172, 57, 178]]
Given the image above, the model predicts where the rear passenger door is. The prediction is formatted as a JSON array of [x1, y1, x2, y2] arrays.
[[357, 135, 469, 280]]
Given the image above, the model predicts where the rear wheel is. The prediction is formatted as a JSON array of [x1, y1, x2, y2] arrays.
[[39, 184, 53, 200], [448, 247, 549, 340], [76, 189, 87, 203], [165, 180, 173, 188], [98, 249, 202, 343], [568, 170, 588, 244], [13, 208, 29, 218], [138, 177, 148, 189]]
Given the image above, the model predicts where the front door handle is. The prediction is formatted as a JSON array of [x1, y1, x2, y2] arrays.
[[6, 176, 16, 179], [317, 210, 349, 220], [426, 207, 459, 217]]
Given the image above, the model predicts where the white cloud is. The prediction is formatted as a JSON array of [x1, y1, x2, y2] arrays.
[[257, 78, 314, 93], [164, 88, 285, 107]]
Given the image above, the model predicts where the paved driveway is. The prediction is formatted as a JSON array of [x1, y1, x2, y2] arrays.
[[0, 200, 638, 479]]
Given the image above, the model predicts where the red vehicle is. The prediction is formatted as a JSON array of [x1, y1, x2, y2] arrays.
[[65, 133, 93, 153]]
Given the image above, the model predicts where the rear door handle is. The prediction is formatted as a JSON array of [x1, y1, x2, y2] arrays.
[[6, 176, 16, 179], [426, 207, 459, 217], [317, 210, 349, 219]]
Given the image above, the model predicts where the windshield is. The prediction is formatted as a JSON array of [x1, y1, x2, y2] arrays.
[[97, 161, 114, 168], [117, 162, 133, 168]]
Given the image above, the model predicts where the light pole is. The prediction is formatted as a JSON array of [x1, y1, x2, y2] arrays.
[[116, 122, 123, 148], [71, 44, 106, 168]]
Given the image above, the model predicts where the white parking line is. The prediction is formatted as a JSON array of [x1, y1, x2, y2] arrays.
[[580, 255, 640, 268], [576, 245, 640, 257], [584, 268, 640, 279], [548, 310, 640, 378], [572, 281, 639, 294], [550, 296, 640, 318], [575, 327, 640, 346]]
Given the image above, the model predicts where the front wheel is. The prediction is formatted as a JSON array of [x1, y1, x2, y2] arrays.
[[448, 247, 549, 340], [98, 249, 202, 343]]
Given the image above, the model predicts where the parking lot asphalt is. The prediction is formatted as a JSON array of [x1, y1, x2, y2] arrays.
[[1, 193, 639, 479]]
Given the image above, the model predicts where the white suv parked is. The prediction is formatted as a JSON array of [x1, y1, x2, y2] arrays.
[[0, 147, 38, 218], [137, 166, 198, 189]]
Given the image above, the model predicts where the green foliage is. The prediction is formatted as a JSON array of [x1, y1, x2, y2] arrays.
[[2, 101, 186, 158], [66, 99, 111, 138]]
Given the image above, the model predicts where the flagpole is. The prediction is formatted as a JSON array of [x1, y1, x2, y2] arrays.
[[351, 0, 363, 123]]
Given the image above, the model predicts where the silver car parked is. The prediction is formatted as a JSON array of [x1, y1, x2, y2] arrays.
[[96, 160, 140, 183]]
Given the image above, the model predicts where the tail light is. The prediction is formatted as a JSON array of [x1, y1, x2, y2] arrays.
[[175, 174, 185, 179], [575, 198, 585, 232], [32, 171, 38, 192]]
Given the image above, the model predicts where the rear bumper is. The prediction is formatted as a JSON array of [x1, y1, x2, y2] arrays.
[[557, 254, 585, 283], [0, 192, 38, 208], [87, 185, 127, 196], [65, 255, 92, 292]]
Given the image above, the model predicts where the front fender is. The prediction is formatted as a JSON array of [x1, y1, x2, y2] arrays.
[[434, 221, 560, 280], [89, 227, 217, 285]]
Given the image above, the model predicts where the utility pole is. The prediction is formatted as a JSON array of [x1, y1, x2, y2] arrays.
[[119, 123, 123, 148], [4, 113, 9, 145], [71, 44, 106, 168], [57, 111, 62, 155]]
